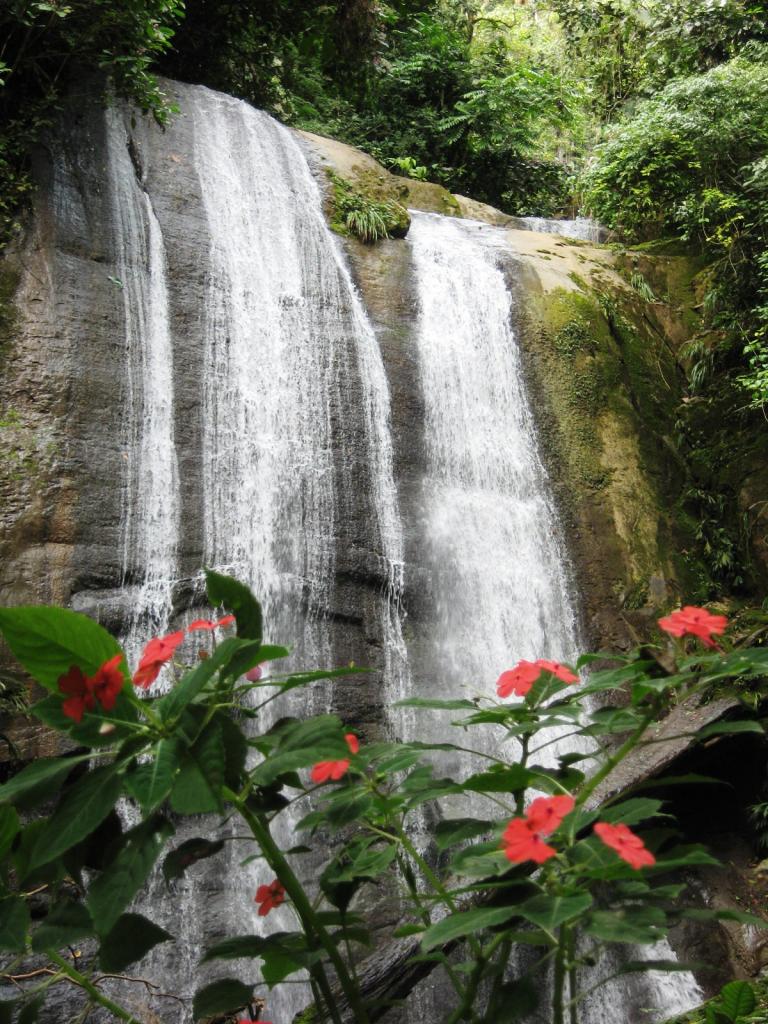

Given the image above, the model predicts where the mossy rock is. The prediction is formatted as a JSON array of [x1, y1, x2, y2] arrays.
[[326, 169, 410, 243]]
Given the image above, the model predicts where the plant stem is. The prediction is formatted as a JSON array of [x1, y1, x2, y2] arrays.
[[553, 925, 567, 1024], [230, 791, 370, 1024], [567, 925, 578, 1024], [46, 952, 140, 1023]]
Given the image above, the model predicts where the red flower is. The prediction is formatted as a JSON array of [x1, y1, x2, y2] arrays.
[[132, 630, 185, 689], [88, 653, 125, 712], [658, 606, 728, 649], [593, 822, 656, 869], [310, 733, 360, 784], [496, 658, 578, 698], [188, 615, 236, 632], [58, 653, 125, 722], [502, 818, 557, 864], [525, 795, 575, 836], [244, 665, 263, 682], [254, 879, 286, 916], [59, 666, 96, 723], [501, 795, 575, 864]]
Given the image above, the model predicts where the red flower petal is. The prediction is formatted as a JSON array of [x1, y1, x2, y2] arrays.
[[254, 879, 285, 916], [345, 733, 360, 755], [525, 795, 575, 836], [534, 659, 578, 684], [594, 822, 656, 869], [658, 606, 728, 648], [496, 660, 542, 698], [188, 619, 216, 631], [62, 695, 87, 722], [133, 630, 185, 688], [89, 653, 125, 712], [502, 818, 557, 864], [217, 614, 236, 627], [58, 665, 88, 698]]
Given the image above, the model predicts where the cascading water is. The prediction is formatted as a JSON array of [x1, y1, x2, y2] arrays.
[[517, 216, 605, 243], [110, 85, 409, 1024], [106, 107, 180, 654], [403, 211, 701, 1023], [406, 212, 579, 755]]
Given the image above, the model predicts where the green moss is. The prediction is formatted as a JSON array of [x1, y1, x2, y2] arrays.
[[325, 169, 410, 242]]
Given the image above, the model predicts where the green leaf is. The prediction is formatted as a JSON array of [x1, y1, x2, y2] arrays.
[[87, 817, 174, 935], [698, 720, 764, 739], [225, 642, 286, 684], [30, 692, 137, 747], [170, 719, 225, 814], [618, 959, 706, 975], [124, 739, 181, 813], [0, 1001, 16, 1024], [202, 933, 314, 988], [601, 798, 666, 826], [157, 638, 256, 722], [250, 715, 349, 786], [518, 893, 593, 932], [205, 570, 263, 642], [464, 765, 533, 793], [719, 980, 756, 1021], [0, 896, 30, 951], [0, 804, 19, 860], [192, 978, 254, 1020], [17, 995, 44, 1024], [332, 842, 396, 881], [450, 843, 512, 879], [395, 697, 478, 711], [422, 906, 522, 951], [435, 818, 494, 850], [484, 977, 539, 1022], [31, 900, 93, 952], [99, 912, 173, 972], [162, 838, 225, 883], [586, 906, 666, 944], [29, 766, 123, 870], [0, 754, 92, 806], [0, 606, 125, 691]]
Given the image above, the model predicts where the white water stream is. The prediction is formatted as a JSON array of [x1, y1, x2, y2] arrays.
[[106, 107, 180, 653], [404, 211, 701, 1023], [517, 216, 605, 242]]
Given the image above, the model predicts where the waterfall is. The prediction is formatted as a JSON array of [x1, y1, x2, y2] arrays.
[[116, 86, 409, 1024], [406, 212, 579, 751], [78, 90, 696, 1023], [106, 107, 180, 652], [518, 215, 605, 243], [404, 211, 701, 1022]]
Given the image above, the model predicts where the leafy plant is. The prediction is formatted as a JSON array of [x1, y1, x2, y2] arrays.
[[0, 574, 765, 1022]]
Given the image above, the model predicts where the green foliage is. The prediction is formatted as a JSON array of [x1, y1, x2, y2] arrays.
[[581, 56, 768, 404], [0, 0, 183, 248], [0, 575, 765, 1022], [328, 172, 408, 243]]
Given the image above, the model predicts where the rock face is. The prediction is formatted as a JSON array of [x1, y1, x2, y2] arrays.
[[0, 78, 762, 1022]]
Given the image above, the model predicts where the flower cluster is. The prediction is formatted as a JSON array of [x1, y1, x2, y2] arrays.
[[254, 879, 286, 917], [496, 658, 578, 699], [133, 614, 235, 689], [58, 654, 125, 722], [311, 733, 360, 783], [502, 795, 575, 864], [658, 605, 728, 649]]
